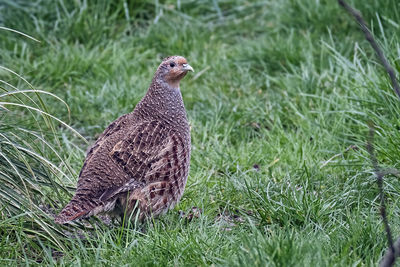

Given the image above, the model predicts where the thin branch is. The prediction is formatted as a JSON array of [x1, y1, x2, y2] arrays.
[[338, 0, 400, 101], [380, 237, 400, 267], [367, 123, 395, 266], [338, 1, 400, 265]]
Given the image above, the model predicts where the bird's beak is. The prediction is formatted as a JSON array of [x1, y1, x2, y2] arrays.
[[182, 63, 194, 72]]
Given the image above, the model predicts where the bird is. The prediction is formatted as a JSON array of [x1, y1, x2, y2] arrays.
[[54, 56, 194, 224]]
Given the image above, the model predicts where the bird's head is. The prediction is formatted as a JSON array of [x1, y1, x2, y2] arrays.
[[156, 56, 194, 88]]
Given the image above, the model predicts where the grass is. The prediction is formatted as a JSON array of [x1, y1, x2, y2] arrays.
[[1, 0, 400, 265]]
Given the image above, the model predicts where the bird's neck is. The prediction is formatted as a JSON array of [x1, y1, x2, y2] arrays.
[[135, 79, 188, 128]]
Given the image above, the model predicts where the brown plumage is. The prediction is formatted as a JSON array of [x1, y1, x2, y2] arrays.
[[55, 56, 193, 224]]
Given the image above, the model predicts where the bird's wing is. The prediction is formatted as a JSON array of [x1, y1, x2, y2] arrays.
[[101, 120, 189, 202], [85, 113, 131, 161], [55, 119, 188, 224]]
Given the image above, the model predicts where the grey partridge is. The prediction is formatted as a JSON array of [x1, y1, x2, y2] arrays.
[[55, 56, 193, 224]]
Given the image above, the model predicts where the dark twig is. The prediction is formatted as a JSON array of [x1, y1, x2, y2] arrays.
[[367, 126, 400, 267], [367, 123, 400, 267], [380, 237, 400, 267], [367, 123, 394, 252], [338, 1, 400, 265], [367, 124, 399, 267], [338, 0, 400, 101]]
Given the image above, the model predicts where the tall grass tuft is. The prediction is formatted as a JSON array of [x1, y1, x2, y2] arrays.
[[0, 27, 87, 259]]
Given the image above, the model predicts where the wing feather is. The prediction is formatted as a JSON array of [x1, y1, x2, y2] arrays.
[[56, 119, 189, 223]]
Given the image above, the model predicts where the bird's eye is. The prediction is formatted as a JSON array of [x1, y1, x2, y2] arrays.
[[169, 62, 176, 68]]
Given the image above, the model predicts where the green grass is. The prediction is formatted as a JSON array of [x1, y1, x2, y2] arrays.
[[1, 0, 400, 265]]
